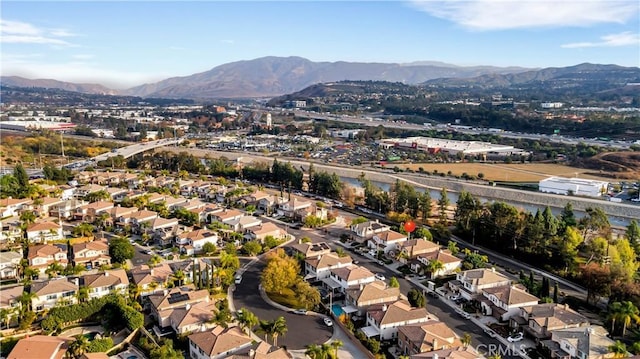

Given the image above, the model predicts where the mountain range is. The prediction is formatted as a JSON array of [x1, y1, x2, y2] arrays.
[[1, 56, 638, 99]]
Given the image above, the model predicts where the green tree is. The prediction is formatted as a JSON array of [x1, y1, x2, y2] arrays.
[[261, 249, 299, 294], [330, 340, 344, 359], [68, 335, 90, 359], [389, 277, 400, 288], [609, 301, 640, 337], [293, 279, 321, 310], [150, 339, 184, 359], [626, 220, 640, 254], [461, 332, 472, 347], [109, 237, 135, 264], [447, 241, 459, 255], [236, 308, 259, 334], [305, 344, 330, 359], [437, 188, 450, 225], [608, 340, 628, 358], [72, 223, 95, 238], [407, 288, 426, 308], [202, 242, 216, 255], [242, 241, 262, 256], [426, 259, 445, 278], [270, 316, 288, 347]]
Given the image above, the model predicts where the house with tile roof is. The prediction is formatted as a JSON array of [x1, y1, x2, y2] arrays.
[[0, 284, 23, 312], [35, 197, 65, 218], [541, 325, 617, 359], [244, 222, 285, 243], [210, 209, 244, 225], [167, 300, 217, 335], [409, 347, 481, 359], [399, 239, 441, 262], [0, 197, 32, 217], [291, 241, 331, 258], [74, 200, 114, 221], [31, 278, 78, 311], [351, 219, 390, 240], [304, 252, 353, 281], [72, 240, 110, 269], [362, 299, 434, 340], [7, 335, 73, 359], [148, 285, 211, 329], [480, 285, 539, 321], [188, 326, 253, 359], [328, 265, 376, 293], [176, 229, 219, 255], [368, 230, 407, 254], [398, 320, 464, 355], [279, 198, 312, 218], [0, 251, 22, 279], [229, 341, 292, 359], [81, 269, 129, 299], [514, 303, 590, 341], [449, 268, 511, 300], [345, 280, 402, 315], [130, 263, 174, 296], [26, 221, 63, 243], [227, 215, 262, 233], [415, 250, 462, 278], [28, 243, 68, 275], [0, 216, 23, 246]]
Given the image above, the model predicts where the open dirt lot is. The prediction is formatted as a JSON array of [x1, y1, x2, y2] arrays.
[[399, 162, 619, 182]]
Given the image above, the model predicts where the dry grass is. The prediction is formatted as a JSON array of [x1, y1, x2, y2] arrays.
[[399, 162, 614, 183]]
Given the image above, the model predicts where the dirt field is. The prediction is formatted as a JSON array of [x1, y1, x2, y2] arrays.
[[399, 162, 620, 182]]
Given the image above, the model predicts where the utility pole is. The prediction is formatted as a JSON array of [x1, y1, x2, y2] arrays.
[[60, 131, 65, 158]]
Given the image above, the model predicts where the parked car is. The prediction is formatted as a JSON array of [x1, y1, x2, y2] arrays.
[[293, 309, 308, 315], [377, 260, 385, 266], [234, 275, 242, 284], [374, 273, 386, 281], [323, 317, 333, 326], [507, 332, 524, 342], [448, 294, 461, 301], [352, 260, 360, 265], [459, 311, 471, 319]]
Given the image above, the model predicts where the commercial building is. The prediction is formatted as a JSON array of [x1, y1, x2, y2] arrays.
[[538, 177, 608, 197]]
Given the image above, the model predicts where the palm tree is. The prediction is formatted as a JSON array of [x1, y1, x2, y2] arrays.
[[610, 301, 640, 337], [45, 261, 64, 279], [271, 316, 287, 347], [0, 308, 12, 329], [68, 335, 90, 359], [330, 340, 343, 359], [426, 259, 445, 278], [305, 344, 328, 359], [171, 269, 185, 287], [77, 286, 89, 303], [461, 332, 472, 348], [487, 355, 502, 359], [236, 308, 259, 335], [72, 223, 95, 238], [608, 340, 628, 358], [258, 320, 273, 342]]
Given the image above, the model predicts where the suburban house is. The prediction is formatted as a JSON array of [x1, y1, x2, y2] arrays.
[[209, 209, 244, 225], [28, 243, 68, 275], [80, 269, 129, 299], [514, 303, 589, 341], [0, 251, 22, 280], [244, 222, 285, 243], [26, 221, 63, 243], [0, 217, 22, 246], [0, 285, 23, 312], [398, 239, 440, 262], [36, 197, 65, 218], [130, 263, 174, 296], [414, 250, 462, 278], [480, 285, 540, 321], [164, 196, 189, 211], [166, 300, 217, 335], [291, 241, 331, 258], [361, 299, 433, 340], [0, 197, 32, 217], [257, 195, 286, 214], [409, 347, 480, 359], [327, 265, 376, 293], [57, 185, 76, 200], [148, 285, 211, 329], [176, 229, 219, 255], [345, 280, 402, 315], [227, 215, 262, 233], [108, 206, 139, 223], [398, 320, 463, 355], [119, 209, 158, 229], [72, 240, 111, 269], [295, 203, 328, 221], [449, 268, 512, 300], [106, 187, 129, 202], [7, 335, 73, 359], [149, 217, 180, 236], [31, 278, 79, 311], [240, 342, 292, 359], [351, 220, 390, 240], [304, 252, 353, 281], [368, 230, 407, 254], [188, 326, 253, 359], [74, 201, 114, 222], [541, 325, 617, 359], [75, 184, 107, 198], [50, 199, 86, 220], [279, 198, 312, 218]]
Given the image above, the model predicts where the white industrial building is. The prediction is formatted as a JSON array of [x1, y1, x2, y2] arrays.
[[378, 137, 530, 158], [538, 177, 609, 197]]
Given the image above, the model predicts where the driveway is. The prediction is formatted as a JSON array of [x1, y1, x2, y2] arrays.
[[232, 257, 333, 350]]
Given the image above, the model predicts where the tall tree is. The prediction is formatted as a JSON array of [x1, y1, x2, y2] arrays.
[[560, 202, 577, 229], [626, 220, 640, 255], [236, 308, 259, 335], [437, 188, 450, 225]]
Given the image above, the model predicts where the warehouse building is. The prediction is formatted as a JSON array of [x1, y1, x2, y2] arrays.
[[538, 177, 608, 197]]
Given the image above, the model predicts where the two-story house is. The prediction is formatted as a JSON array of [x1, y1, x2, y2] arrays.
[[291, 242, 331, 259], [351, 220, 390, 241], [398, 239, 440, 263], [188, 326, 253, 359], [345, 280, 402, 316], [81, 269, 129, 299], [74, 200, 114, 222], [210, 209, 243, 226], [541, 325, 617, 359], [244, 222, 285, 243], [0, 217, 23, 246], [449, 268, 511, 300], [362, 299, 433, 340], [226, 215, 262, 233], [26, 221, 63, 243], [480, 285, 539, 321], [398, 320, 463, 355], [279, 198, 312, 218], [31, 278, 78, 311], [0, 198, 32, 218], [36, 197, 65, 218], [0, 285, 23, 319], [176, 229, 219, 255], [72, 240, 111, 269], [148, 285, 211, 329], [368, 230, 408, 254], [0, 251, 22, 280], [514, 303, 589, 341], [167, 300, 217, 335], [414, 250, 462, 278], [130, 263, 174, 296], [408, 347, 480, 359], [304, 252, 353, 281], [328, 265, 376, 293], [28, 244, 68, 275]]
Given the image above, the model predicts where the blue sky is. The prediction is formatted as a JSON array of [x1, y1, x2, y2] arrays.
[[1, 1, 639, 89]]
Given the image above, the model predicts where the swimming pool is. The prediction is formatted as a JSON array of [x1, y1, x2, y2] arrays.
[[331, 304, 344, 317]]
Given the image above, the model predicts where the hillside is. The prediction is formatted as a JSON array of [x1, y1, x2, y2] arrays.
[[0, 76, 117, 95]]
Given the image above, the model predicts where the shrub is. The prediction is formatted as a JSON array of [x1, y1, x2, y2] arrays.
[[88, 338, 114, 353]]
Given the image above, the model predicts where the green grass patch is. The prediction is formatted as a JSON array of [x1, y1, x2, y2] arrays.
[[266, 288, 305, 309]]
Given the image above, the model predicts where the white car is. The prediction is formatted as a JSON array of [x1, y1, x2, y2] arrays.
[[234, 275, 242, 284], [448, 294, 461, 301], [374, 273, 386, 281], [484, 329, 498, 338], [323, 317, 333, 326], [507, 332, 524, 342], [293, 309, 308, 315]]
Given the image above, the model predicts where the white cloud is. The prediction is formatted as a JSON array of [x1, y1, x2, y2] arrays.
[[561, 31, 640, 48], [408, 0, 639, 30], [0, 19, 76, 46]]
